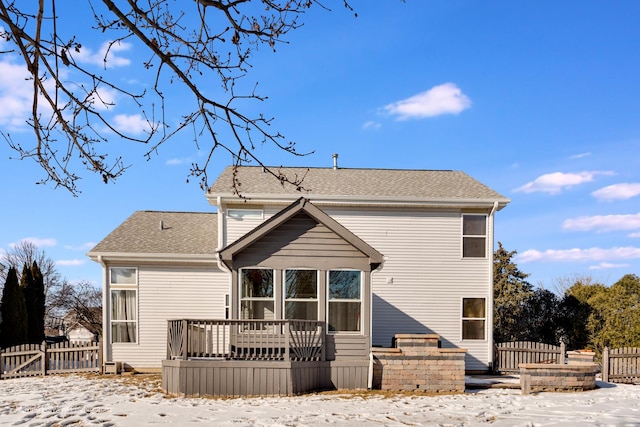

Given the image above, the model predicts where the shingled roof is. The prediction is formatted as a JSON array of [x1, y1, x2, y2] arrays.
[[208, 166, 509, 205], [88, 211, 217, 257]]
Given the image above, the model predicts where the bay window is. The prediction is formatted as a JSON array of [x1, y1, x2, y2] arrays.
[[284, 269, 318, 320], [328, 270, 361, 332], [240, 268, 274, 320]]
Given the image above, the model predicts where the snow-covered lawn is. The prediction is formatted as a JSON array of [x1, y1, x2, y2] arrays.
[[1, 374, 639, 426]]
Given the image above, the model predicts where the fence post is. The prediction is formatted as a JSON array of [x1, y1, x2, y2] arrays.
[[98, 337, 104, 374], [602, 346, 609, 382], [41, 340, 47, 376], [560, 341, 566, 364]]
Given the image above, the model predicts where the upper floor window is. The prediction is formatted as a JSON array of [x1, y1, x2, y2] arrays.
[[328, 270, 362, 333], [462, 214, 487, 258], [462, 297, 486, 340], [227, 209, 263, 220], [240, 268, 274, 320], [109, 267, 137, 343], [284, 270, 318, 321]]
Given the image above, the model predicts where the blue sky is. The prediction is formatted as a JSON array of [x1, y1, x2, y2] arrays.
[[1, 0, 639, 290]]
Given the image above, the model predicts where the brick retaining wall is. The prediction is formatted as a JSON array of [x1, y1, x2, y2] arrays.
[[372, 334, 466, 393], [520, 363, 598, 395]]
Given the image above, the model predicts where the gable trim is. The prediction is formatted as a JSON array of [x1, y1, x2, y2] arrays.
[[218, 198, 383, 269]]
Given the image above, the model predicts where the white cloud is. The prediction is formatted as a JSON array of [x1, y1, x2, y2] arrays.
[[166, 157, 189, 166], [74, 41, 132, 68], [56, 259, 86, 267], [10, 237, 57, 248], [87, 87, 118, 111], [64, 242, 96, 251], [517, 246, 640, 263], [0, 60, 33, 129], [589, 262, 629, 270], [113, 114, 153, 135], [362, 121, 381, 130], [383, 83, 471, 120], [563, 212, 640, 234], [592, 183, 640, 201], [570, 152, 591, 159], [513, 171, 613, 194]]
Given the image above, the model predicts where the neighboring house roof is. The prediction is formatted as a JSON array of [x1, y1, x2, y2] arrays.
[[219, 198, 384, 270], [208, 166, 510, 208], [87, 211, 217, 261]]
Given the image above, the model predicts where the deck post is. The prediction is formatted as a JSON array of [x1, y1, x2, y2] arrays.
[[560, 341, 566, 364], [284, 321, 290, 360], [182, 320, 189, 360]]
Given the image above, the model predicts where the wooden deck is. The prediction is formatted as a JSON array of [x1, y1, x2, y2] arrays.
[[163, 319, 369, 396]]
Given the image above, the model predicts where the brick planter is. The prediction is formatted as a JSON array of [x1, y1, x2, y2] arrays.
[[372, 334, 466, 393], [520, 363, 598, 395]]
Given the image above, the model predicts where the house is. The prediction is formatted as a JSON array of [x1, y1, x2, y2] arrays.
[[63, 308, 102, 344], [88, 164, 509, 391]]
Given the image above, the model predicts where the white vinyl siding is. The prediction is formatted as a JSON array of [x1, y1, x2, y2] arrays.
[[224, 206, 278, 245], [110, 265, 228, 369], [325, 207, 493, 371]]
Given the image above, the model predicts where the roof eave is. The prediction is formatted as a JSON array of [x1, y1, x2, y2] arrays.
[[87, 252, 216, 264], [209, 193, 510, 210]]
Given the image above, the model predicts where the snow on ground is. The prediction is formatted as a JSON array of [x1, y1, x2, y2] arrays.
[[1, 374, 639, 426]]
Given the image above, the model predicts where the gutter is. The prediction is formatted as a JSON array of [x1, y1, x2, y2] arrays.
[[208, 194, 510, 210]]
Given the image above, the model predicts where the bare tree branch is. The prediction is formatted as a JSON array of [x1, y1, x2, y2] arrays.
[[0, 0, 354, 195]]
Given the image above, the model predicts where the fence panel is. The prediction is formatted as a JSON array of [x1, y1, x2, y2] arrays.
[[603, 347, 640, 384], [495, 341, 564, 374], [1, 340, 102, 379], [0, 343, 44, 379]]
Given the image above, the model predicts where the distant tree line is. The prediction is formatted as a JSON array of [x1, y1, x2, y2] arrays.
[[0, 241, 101, 348], [494, 242, 640, 353]]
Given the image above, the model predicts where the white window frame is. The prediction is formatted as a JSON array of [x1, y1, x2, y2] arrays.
[[461, 214, 488, 258], [227, 209, 263, 220], [327, 270, 363, 335], [283, 269, 319, 321], [239, 268, 275, 321], [109, 267, 138, 344], [461, 297, 486, 341]]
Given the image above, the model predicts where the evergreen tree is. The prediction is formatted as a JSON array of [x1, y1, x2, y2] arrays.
[[590, 274, 640, 350], [26, 261, 46, 343], [0, 267, 28, 348], [520, 288, 561, 344], [493, 242, 533, 342]]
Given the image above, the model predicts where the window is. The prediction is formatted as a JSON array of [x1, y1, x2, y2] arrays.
[[240, 269, 274, 320], [462, 215, 487, 258], [328, 270, 361, 333], [109, 267, 137, 343], [284, 270, 318, 320], [227, 209, 263, 220], [462, 298, 486, 340]]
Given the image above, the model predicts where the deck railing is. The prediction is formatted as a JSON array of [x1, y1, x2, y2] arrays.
[[167, 319, 325, 362]]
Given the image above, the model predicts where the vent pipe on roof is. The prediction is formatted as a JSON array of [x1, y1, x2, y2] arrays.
[[159, 220, 164, 231], [332, 153, 338, 170]]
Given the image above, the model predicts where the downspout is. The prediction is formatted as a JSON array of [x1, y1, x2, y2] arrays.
[[215, 196, 230, 273], [97, 255, 109, 366], [368, 261, 385, 390], [487, 201, 499, 372]]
